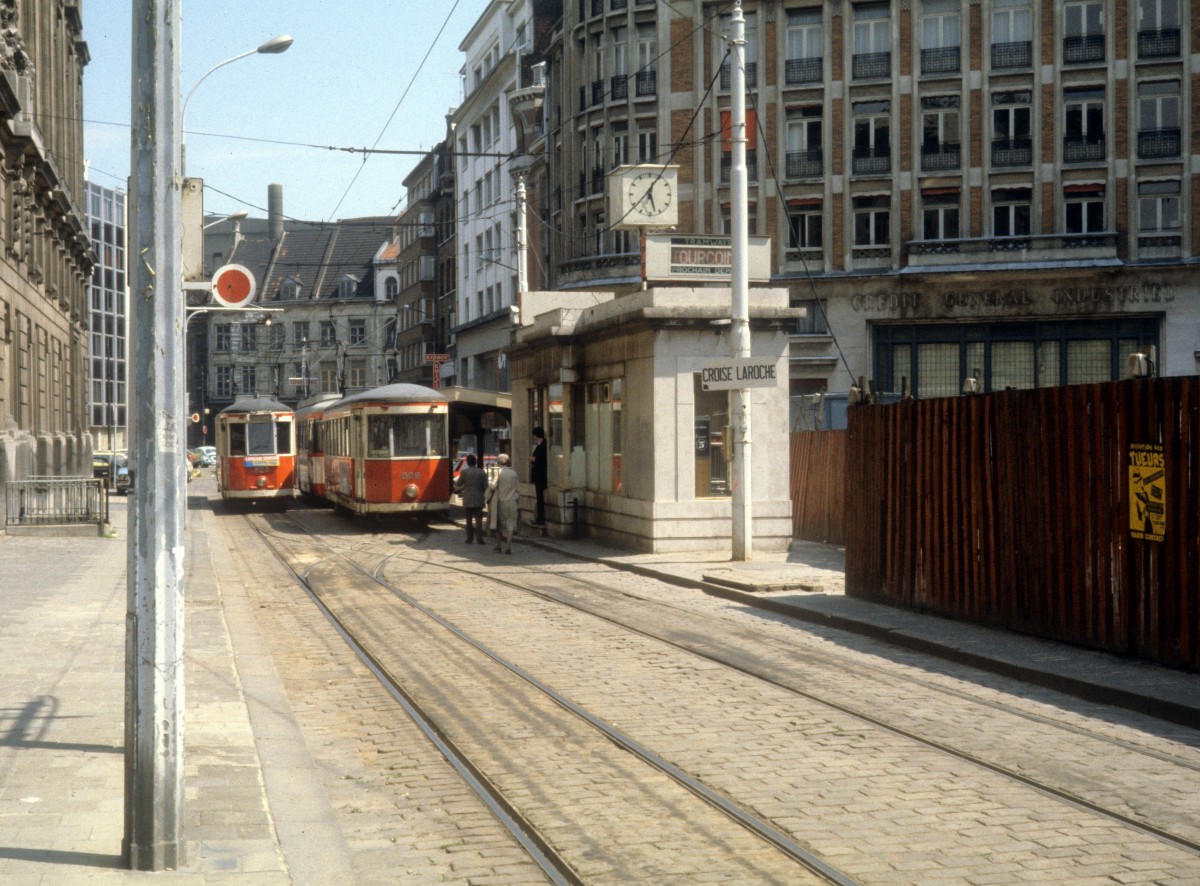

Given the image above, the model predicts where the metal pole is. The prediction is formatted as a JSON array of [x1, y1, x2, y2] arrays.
[[729, 1, 752, 561], [515, 176, 528, 297], [125, 0, 184, 870]]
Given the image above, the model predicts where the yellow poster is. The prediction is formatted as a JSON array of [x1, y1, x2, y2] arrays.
[[1128, 443, 1166, 542]]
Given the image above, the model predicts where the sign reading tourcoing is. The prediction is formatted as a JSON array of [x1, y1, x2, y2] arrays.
[[644, 234, 771, 283], [699, 359, 780, 391], [1128, 442, 1166, 542]]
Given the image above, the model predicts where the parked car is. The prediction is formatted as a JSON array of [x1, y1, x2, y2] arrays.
[[93, 451, 133, 494], [196, 445, 216, 466]]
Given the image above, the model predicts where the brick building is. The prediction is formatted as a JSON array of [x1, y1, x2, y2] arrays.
[[542, 0, 1198, 418]]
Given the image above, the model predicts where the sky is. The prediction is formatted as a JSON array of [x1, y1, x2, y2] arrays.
[[83, 1, 491, 223]]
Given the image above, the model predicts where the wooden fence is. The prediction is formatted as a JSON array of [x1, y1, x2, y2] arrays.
[[843, 377, 1200, 670], [788, 430, 846, 545]]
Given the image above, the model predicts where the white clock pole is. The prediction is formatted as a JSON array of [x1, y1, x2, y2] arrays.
[[730, 1, 752, 561]]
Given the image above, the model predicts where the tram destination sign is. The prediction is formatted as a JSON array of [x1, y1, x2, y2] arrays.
[[700, 358, 780, 391], [644, 234, 771, 283]]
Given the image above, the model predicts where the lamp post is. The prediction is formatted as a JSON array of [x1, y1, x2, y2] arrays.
[[181, 35, 293, 172]]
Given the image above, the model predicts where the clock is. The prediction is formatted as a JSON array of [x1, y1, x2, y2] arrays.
[[608, 164, 679, 229], [628, 171, 673, 220]]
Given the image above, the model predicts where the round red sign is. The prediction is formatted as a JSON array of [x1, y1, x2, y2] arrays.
[[211, 264, 257, 308]]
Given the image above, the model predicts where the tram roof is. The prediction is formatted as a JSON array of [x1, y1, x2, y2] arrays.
[[219, 395, 293, 415], [333, 383, 447, 408]]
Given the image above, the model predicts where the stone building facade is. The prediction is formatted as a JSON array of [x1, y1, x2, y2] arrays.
[[0, 1, 94, 492]]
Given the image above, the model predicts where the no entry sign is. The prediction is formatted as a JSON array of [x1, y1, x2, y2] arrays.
[[211, 264, 257, 308]]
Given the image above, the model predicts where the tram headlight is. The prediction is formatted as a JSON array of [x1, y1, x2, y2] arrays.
[[404, 483, 419, 500], [256, 477, 266, 488]]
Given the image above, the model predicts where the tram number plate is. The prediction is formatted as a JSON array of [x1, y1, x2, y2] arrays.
[[244, 456, 280, 468], [400, 471, 422, 480]]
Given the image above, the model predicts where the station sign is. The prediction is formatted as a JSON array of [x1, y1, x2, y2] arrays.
[[645, 234, 771, 283], [699, 358, 780, 391]]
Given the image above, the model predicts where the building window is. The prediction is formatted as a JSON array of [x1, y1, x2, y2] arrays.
[[921, 191, 960, 240], [921, 96, 960, 172], [1064, 1, 1105, 64], [635, 25, 656, 96], [338, 275, 359, 299], [785, 9, 822, 85], [280, 278, 301, 300], [853, 195, 890, 246], [240, 324, 257, 352], [320, 365, 339, 393], [785, 112, 822, 179], [214, 323, 231, 352], [852, 101, 891, 175], [787, 205, 823, 251], [1064, 187, 1105, 234], [347, 360, 366, 388], [991, 0, 1033, 68], [1137, 81, 1181, 159], [319, 321, 336, 347], [1063, 88, 1105, 163], [1137, 0, 1180, 58], [1137, 181, 1179, 236], [385, 277, 398, 300], [419, 255, 436, 281], [637, 129, 657, 163], [920, 1, 961, 74], [215, 365, 233, 398], [852, 3, 891, 80], [349, 319, 366, 346], [992, 92, 1032, 166], [992, 188, 1032, 238], [240, 366, 257, 396], [292, 321, 309, 346]]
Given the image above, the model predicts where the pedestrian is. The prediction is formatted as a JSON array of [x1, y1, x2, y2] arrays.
[[456, 453, 489, 544], [529, 425, 547, 527], [489, 453, 519, 554]]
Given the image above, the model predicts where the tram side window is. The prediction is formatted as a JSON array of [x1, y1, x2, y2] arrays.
[[368, 415, 445, 457]]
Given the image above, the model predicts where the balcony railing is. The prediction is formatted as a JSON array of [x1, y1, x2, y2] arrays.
[[1137, 127, 1181, 159], [784, 57, 822, 85], [991, 40, 1032, 69], [906, 232, 1117, 264], [785, 148, 822, 179], [920, 142, 961, 172], [719, 61, 758, 91], [610, 74, 628, 101], [991, 136, 1032, 167], [1063, 34, 1104, 64], [852, 51, 890, 80], [851, 145, 890, 175], [920, 46, 960, 75], [720, 153, 758, 183], [635, 69, 656, 97], [1138, 27, 1180, 59], [1063, 135, 1105, 163]]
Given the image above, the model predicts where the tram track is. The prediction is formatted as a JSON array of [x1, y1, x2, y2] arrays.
[[248, 507, 1200, 882], [249, 510, 855, 885]]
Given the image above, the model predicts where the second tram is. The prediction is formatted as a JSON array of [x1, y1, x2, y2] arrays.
[[215, 396, 296, 504], [307, 383, 451, 517]]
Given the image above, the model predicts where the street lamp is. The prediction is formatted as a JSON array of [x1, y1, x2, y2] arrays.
[[181, 35, 293, 171]]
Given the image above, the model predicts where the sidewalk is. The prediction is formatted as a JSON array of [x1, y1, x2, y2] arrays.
[[1, 493, 1197, 883]]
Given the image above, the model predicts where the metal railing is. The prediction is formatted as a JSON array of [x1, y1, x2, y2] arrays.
[[5, 477, 108, 528]]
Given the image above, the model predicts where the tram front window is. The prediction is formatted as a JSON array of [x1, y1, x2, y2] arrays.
[[247, 421, 276, 455], [368, 415, 445, 457]]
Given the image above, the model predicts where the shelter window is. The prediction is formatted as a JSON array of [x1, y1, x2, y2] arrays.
[[692, 375, 730, 498]]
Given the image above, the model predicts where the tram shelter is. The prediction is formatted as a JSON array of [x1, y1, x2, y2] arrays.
[[445, 387, 512, 463], [509, 286, 802, 553]]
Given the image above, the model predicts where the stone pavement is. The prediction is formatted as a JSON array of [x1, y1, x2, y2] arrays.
[[0, 487, 1196, 883]]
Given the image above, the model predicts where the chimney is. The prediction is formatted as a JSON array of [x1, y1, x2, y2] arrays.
[[268, 183, 284, 240]]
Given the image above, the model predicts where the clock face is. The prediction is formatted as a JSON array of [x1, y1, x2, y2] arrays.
[[628, 171, 673, 219]]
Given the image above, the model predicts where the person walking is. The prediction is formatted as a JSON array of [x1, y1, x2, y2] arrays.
[[489, 453, 520, 554], [529, 426, 548, 527], [456, 453, 489, 544]]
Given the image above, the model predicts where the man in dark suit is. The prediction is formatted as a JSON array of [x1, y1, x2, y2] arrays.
[[529, 426, 547, 527]]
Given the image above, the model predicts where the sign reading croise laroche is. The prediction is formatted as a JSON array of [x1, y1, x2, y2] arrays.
[[699, 359, 779, 391]]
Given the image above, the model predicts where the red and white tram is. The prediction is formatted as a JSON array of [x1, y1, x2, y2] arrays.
[[314, 383, 451, 516], [294, 393, 341, 501], [215, 396, 296, 504]]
